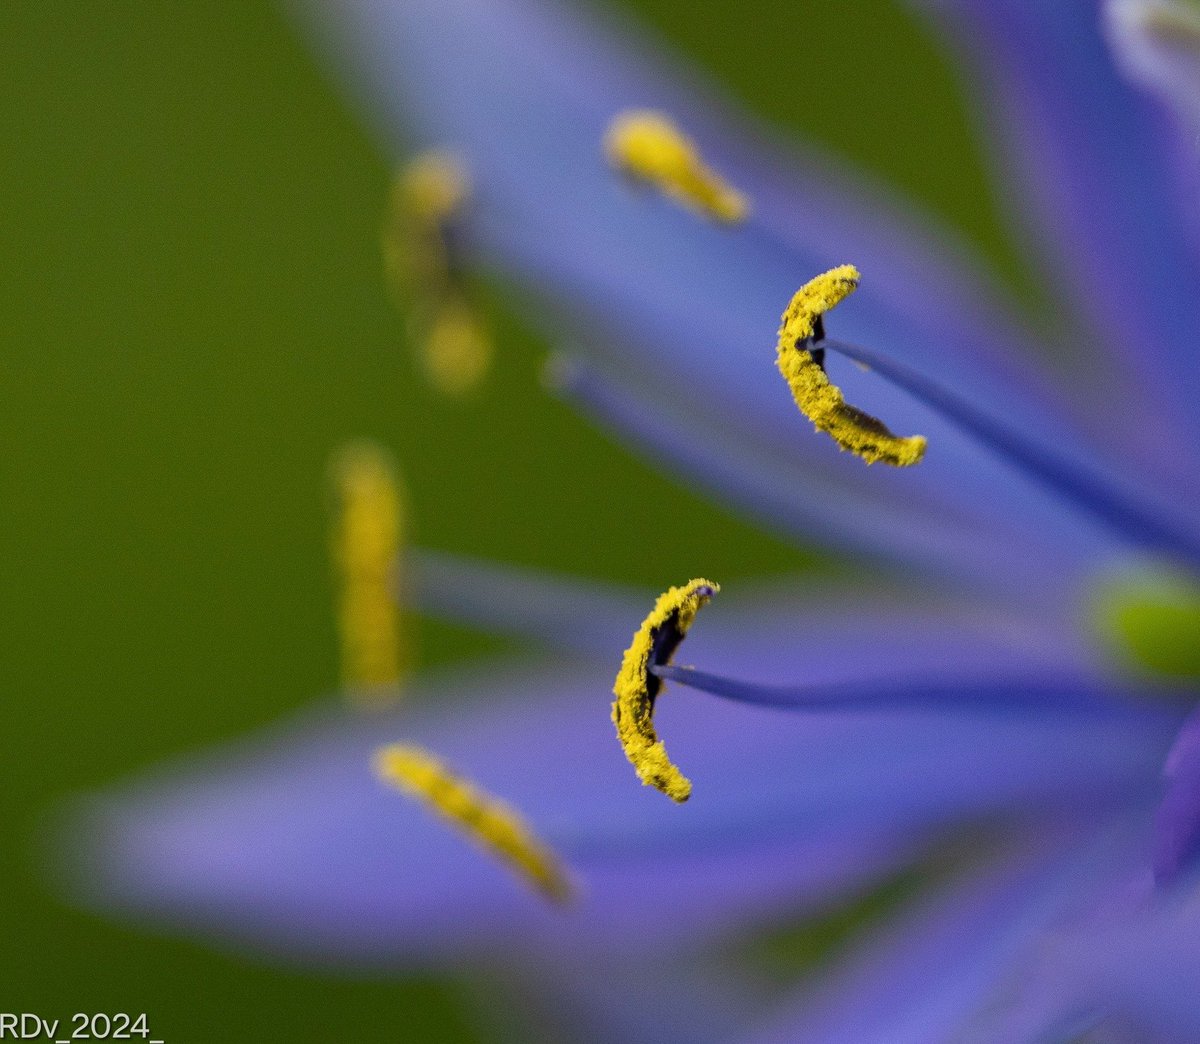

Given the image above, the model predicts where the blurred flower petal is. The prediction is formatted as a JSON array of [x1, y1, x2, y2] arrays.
[[1154, 706, 1200, 883], [550, 353, 1110, 599], [408, 547, 644, 656], [1107, 0, 1200, 132], [63, 641, 1175, 964], [293, 0, 1174, 571], [911, 0, 1200, 457], [743, 823, 1144, 1044]]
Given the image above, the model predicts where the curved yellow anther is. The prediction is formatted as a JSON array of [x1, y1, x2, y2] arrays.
[[383, 150, 492, 396], [330, 442, 408, 704], [612, 578, 719, 803], [605, 110, 749, 224], [777, 265, 927, 467], [375, 744, 574, 904]]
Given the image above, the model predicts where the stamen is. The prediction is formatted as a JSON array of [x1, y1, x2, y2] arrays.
[[652, 662, 1152, 717], [818, 334, 1200, 568], [777, 265, 926, 467], [382, 150, 492, 396], [612, 578, 719, 803], [421, 296, 492, 396], [330, 442, 408, 704], [374, 743, 574, 904], [605, 110, 749, 224]]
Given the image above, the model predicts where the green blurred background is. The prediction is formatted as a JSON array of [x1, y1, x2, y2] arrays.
[[2, 0, 1018, 1039]]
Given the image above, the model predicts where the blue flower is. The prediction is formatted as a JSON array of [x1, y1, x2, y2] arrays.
[[61, 0, 1200, 1039]]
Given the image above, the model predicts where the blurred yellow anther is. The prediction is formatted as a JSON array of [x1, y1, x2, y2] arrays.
[[330, 442, 408, 704], [383, 150, 492, 396], [1139, 2, 1200, 45], [422, 298, 492, 396], [375, 744, 574, 904], [605, 110, 749, 223], [612, 578, 719, 803], [777, 265, 926, 467]]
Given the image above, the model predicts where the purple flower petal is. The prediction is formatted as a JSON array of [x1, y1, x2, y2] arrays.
[[743, 821, 1148, 1044], [1153, 706, 1200, 884], [60, 643, 1172, 965], [1017, 876, 1200, 1041], [1107, 0, 1200, 132], [294, 0, 1162, 572], [911, 0, 1200, 465], [408, 547, 645, 657]]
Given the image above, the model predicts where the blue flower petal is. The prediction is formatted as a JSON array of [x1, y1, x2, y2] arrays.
[[743, 822, 1147, 1044], [295, 0, 1158, 569], [404, 546, 1104, 673], [62, 640, 1173, 964], [550, 353, 1114, 598], [1107, 0, 1200, 135], [911, 0, 1200, 459], [1106, 0, 1200, 317], [824, 335, 1200, 570], [1153, 706, 1200, 884], [61, 662, 919, 963], [408, 547, 644, 657], [1010, 873, 1200, 1041]]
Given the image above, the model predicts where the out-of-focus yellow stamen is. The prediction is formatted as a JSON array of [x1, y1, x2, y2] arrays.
[[1139, 2, 1200, 46], [420, 297, 492, 396], [777, 265, 926, 467], [605, 110, 749, 224], [383, 150, 492, 396], [612, 578, 719, 803], [330, 442, 408, 704], [375, 744, 574, 904]]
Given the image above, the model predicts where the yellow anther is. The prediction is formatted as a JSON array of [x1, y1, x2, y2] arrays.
[[605, 110, 749, 224], [777, 265, 927, 467], [383, 150, 492, 396], [375, 744, 574, 904], [395, 150, 470, 224], [330, 442, 408, 704], [420, 296, 493, 397], [612, 578, 719, 803]]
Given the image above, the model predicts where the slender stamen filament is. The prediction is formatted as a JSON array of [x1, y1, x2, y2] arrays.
[[778, 266, 927, 467], [651, 663, 1158, 716], [817, 335, 1200, 568], [383, 150, 491, 395], [612, 578, 718, 802], [605, 110, 749, 223], [330, 442, 408, 703], [375, 744, 573, 904]]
